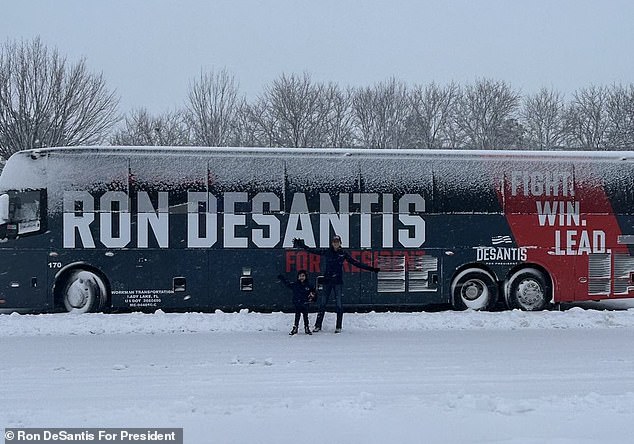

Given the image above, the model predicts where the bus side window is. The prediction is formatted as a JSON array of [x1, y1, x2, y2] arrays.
[[9, 189, 47, 236], [0, 193, 9, 224]]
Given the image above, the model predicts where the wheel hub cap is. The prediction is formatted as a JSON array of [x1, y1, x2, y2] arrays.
[[463, 280, 484, 301], [517, 280, 543, 306], [67, 281, 89, 308]]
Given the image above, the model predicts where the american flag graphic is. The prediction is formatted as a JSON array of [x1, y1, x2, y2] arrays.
[[491, 235, 512, 245]]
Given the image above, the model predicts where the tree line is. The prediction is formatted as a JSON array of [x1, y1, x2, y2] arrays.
[[2, 37, 634, 160]]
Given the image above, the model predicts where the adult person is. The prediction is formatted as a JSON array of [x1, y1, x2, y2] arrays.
[[293, 235, 379, 333]]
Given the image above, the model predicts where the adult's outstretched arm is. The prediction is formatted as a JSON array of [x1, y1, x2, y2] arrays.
[[293, 238, 327, 255], [344, 252, 380, 273]]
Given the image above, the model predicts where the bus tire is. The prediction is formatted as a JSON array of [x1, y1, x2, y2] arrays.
[[60, 270, 107, 314], [451, 268, 498, 310], [506, 268, 550, 311]]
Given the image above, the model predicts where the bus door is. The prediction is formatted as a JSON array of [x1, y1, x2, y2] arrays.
[[0, 189, 49, 311]]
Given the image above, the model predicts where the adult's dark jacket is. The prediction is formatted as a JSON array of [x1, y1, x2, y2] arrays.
[[294, 239, 378, 285]]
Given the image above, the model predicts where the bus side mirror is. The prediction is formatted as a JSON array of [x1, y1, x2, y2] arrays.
[[0, 194, 9, 225]]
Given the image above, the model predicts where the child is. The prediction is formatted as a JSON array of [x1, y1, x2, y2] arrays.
[[278, 270, 316, 335]]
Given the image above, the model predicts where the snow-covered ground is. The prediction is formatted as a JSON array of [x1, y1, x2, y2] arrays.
[[3, 303, 634, 444]]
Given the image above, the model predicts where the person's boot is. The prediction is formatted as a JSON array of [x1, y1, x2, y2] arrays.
[[335, 313, 343, 333], [304, 325, 312, 335], [289, 326, 298, 336], [314, 312, 324, 332]]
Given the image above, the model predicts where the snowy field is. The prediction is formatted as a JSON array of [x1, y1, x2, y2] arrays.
[[3, 303, 634, 444]]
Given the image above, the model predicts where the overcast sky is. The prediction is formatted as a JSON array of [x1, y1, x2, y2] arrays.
[[2, 0, 633, 114]]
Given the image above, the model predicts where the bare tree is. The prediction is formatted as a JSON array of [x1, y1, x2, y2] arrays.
[[110, 108, 189, 146], [406, 82, 459, 148], [496, 118, 525, 149], [262, 73, 330, 148], [0, 37, 119, 159], [521, 87, 566, 150], [185, 69, 240, 146], [321, 83, 355, 148], [605, 84, 634, 149], [251, 99, 282, 147], [352, 78, 410, 149], [564, 85, 610, 150], [455, 78, 520, 149], [235, 99, 262, 146]]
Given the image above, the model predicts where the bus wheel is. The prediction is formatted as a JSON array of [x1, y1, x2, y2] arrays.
[[451, 268, 498, 310], [507, 269, 550, 311], [60, 270, 107, 314]]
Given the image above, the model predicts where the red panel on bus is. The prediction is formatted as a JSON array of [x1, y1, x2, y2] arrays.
[[501, 164, 627, 302]]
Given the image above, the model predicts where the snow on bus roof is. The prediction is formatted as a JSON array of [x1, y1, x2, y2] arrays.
[[2, 145, 633, 216], [3, 146, 632, 195], [11, 145, 634, 161]]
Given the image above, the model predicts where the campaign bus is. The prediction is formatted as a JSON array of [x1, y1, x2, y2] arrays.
[[0, 146, 633, 313]]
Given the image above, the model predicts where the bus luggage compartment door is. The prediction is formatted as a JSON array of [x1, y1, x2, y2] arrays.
[[0, 250, 48, 311], [207, 249, 284, 311], [107, 250, 208, 311]]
